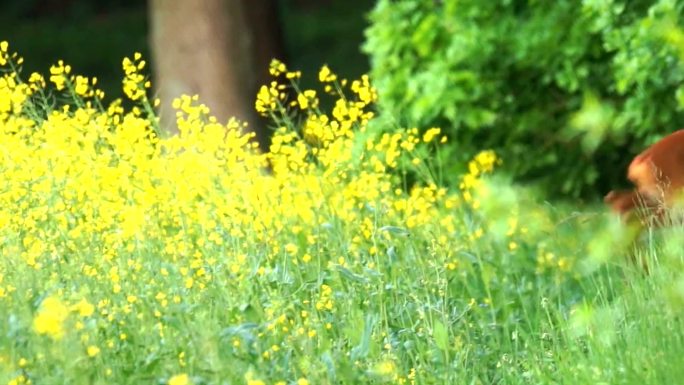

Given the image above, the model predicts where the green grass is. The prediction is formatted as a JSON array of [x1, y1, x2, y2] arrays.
[[2, 181, 684, 384]]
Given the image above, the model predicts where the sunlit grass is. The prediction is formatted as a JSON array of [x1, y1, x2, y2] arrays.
[[0, 41, 683, 385]]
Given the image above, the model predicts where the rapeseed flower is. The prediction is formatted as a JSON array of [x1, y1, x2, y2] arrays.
[[168, 373, 191, 385], [33, 296, 69, 340], [0, 42, 531, 385], [86, 345, 100, 357]]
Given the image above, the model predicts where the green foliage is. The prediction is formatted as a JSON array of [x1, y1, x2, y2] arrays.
[[364, 0, 684, 197]]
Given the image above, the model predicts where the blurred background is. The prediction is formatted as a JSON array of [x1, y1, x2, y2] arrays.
[[0, 0, 373, 142], [0, 0, 372, 95], [3, 0, 684, 201]]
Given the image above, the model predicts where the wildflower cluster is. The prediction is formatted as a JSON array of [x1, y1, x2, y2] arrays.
[[48, 59, 104, 101], [459, 149, 501, 209], [0, 43, 580, 384]]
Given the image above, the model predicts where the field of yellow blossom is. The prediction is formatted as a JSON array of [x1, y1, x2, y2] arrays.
[[1, 41, 684, 385]]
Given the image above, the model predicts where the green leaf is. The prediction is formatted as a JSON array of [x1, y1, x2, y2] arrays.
[[433, 319, 449, 352]]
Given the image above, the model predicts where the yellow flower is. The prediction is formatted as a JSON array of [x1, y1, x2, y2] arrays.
[[33, 296, 69, 340], [7, 375, 28, 385], [319, 65, 337, 82], [269, 59, 287, 76], [168, 373, 191, 385], [284, 243, 299, 255], [422, 127, 441, 143], [87, 345, 100, 357], [350, 74, 376, 103], [49, 60, 70, 90], [28, 72, 46, 89], [297, 90, 317, 110], [374, 359, 397, 376], [72, 298, 95, 317], [255, 84, 278, 115], [121, 54, 147, 100], [74, 75, 89, 96]]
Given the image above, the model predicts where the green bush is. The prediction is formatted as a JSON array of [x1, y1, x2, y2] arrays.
[[364, 0, 684, 198]]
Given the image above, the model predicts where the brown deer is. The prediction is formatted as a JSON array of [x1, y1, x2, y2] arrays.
[[603, 130, 684, 272], [606, 129, 684, 223], [627, 129, 684, 207]]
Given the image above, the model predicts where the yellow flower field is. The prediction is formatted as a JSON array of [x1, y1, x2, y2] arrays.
[[1, 41, 681, 385]]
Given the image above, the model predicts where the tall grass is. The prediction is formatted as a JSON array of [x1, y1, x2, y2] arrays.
[[0, 42, 682, 385]]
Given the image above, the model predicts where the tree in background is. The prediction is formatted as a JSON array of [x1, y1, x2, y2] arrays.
[[3, 0, 370, 146], [148, 0, 284, 144], [364, 0, 684, 198]]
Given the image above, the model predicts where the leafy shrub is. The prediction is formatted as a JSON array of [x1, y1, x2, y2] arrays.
[[364, 0, 684, 197]]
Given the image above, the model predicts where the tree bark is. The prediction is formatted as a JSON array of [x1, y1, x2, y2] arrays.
[[149, 0, 284, 145]]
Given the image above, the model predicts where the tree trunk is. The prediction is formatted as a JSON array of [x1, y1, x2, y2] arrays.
[[149, 0, 284, 145]]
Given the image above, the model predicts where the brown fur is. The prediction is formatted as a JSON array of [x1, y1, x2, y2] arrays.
[[603, 129, 684, 273], [627, 129, 684, 206], [602, 130, 684, 273]]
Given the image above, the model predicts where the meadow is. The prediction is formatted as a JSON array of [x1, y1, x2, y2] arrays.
[[0, 42, 683, 385]]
